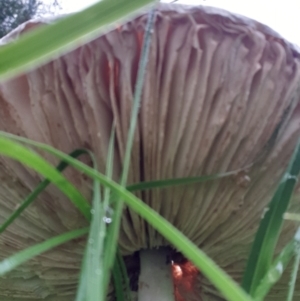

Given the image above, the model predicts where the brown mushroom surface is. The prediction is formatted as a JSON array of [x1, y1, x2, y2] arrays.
[[1, 3, 300, 301]]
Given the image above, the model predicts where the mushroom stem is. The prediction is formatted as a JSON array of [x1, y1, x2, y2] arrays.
[[138, 248, 174, 301]]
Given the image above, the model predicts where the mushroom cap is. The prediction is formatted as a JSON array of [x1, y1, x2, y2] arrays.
[[1, 3, 300, 300]]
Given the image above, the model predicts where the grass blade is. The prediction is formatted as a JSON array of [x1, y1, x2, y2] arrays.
[[0, 227, 88, 276], [86, 180, 102, 301], [0, 131, 241, 193], [0, 135, 254, 301], [242, 139, 300, 295], [0, 0, 156, 81], [127, 168, 248, 192], [87, 129, 115, 301], [113, 249, 132, 301], [113, 252, 127, 301], [253, 235, 296, 301], [287, 228, 300, 301], [0, 149, 91, 234], [84, 151, 103, 301], [0, 136, 91, 220], [102, 7, 156, 292], [75, 246, 88, 301]]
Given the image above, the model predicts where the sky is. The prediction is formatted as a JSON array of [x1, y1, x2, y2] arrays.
[[60, 0, 300, 47]]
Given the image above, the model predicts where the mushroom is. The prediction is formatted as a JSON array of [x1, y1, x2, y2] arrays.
[[1, 3, 300, 301]]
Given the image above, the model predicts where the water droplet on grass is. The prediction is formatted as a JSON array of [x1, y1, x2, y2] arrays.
[[103, 217, 112, 224], [276, 262, 283, 274], [295, 228, 300, 242], [267, 262, 283, 283], [284, 173, 298, 182], [261, 207, 269, 219], [102, 206, 114, 224]]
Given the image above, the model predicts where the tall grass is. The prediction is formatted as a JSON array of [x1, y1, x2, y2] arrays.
[[0, 1, 299, 301]]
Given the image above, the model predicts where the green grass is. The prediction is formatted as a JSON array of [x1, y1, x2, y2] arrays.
[[0, 1, 300, 301], [242, 139, 300, 295]]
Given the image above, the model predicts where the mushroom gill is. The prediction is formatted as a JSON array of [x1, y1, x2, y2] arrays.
[[1, 3, 300, 301]]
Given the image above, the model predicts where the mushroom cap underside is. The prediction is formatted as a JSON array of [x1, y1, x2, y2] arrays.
[[1, 3, 300, 300]]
